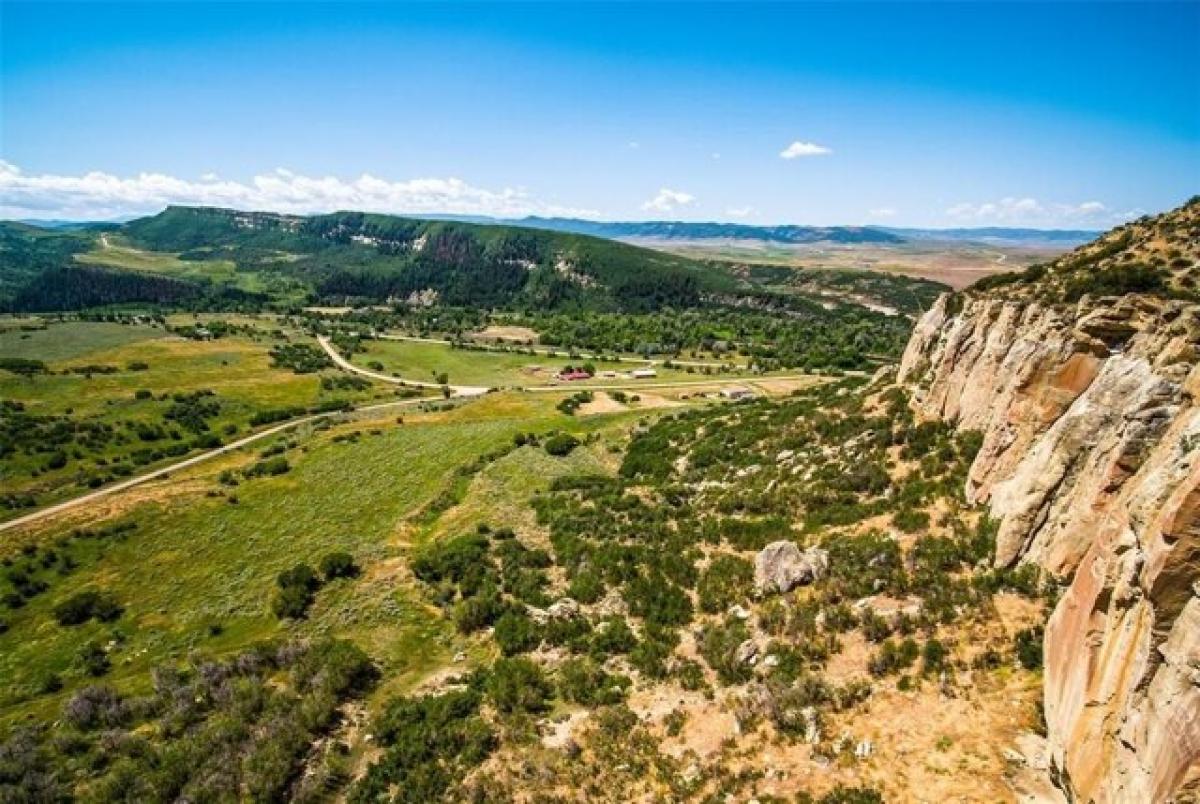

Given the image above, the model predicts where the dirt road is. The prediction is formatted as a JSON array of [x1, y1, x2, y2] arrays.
[[0, 396, 437, 535], [317, 335, 490, 396]]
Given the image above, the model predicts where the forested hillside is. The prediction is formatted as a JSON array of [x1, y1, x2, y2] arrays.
[[1, 208, 949, 338], [121, 207, 735, 311], [0, 222, 95, 305]]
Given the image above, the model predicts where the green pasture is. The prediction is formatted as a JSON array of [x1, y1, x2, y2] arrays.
[[353, 337, 749, 388], [0, 391, 639, 723], [0, 319, 166, 362], [0, 321, 398, 510]]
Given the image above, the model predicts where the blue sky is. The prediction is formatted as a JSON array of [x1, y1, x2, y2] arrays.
[[1, 1, 1197, 226]]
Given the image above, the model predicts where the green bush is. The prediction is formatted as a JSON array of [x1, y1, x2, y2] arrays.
[[1015, 627, 1044, 670], [77, 641, 111, 677], [352, 688, 495, 803], [53, 590, 123, 626], [272, 563, 321, 619], [699, 617, 753, 685], [696, 555, 752, 614], [486, 658, 551, 714], [320, 551, 359, 581], [494, 612, 541, 656], [558, 658, 630, 706], [244, 456, 290, 478], [544, 433, 580, 456]]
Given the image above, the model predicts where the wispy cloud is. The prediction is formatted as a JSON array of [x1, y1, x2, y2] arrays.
[[0, 161, 597, 220], [867, 207, 897, 219], [641, 188, 695, 213], [944, 196, 1142, 227], [779, 141, 832, 159], [725, 206, 755, 219]]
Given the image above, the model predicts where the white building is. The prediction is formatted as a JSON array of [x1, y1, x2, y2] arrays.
[[719, 386, 754, 400]]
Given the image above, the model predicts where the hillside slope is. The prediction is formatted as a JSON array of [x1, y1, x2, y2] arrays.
[[124, 206, 736, 312], [897, 198, 1200, 801]]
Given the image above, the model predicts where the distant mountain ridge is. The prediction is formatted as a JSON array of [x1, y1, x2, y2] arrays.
[[507, 217, 905, 244], [11, 211, 1102, 247], [482, 216, 1100, 247], [881, 226, 1100, 245]]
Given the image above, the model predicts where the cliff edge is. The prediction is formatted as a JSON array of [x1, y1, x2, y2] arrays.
[[897, 199, 1200, 802]]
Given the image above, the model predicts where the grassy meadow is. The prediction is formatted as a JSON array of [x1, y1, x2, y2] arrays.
[[352, 336, 758, 389], [0, 319, 407, 513], [73, 235, 311, 302], [0, 390, 649, 724], [0, 320, 164, 362]]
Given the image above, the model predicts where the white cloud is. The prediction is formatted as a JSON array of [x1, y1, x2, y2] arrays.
[[779, 141, 832, 159], [0, 161, 597, 220], [867, 207, 897, 218], [943, 196, 1140, 227], [641, 188, 695, 213], [725, 206, 754, 219]]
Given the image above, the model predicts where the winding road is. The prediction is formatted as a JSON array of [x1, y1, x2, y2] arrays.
[[317, 335, 490, 396], [2, 334, 845, 535]]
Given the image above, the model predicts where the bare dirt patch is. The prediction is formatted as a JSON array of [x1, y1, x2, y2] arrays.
[[750, 376, 828, 395], [577, 392, 627, 415], [630, 391, 686, 409], [473, 325, 540, 343]]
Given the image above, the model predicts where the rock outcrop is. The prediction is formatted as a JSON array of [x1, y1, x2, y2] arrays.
[[899, 287, 1200, 802], [754, 541, 829, 595]]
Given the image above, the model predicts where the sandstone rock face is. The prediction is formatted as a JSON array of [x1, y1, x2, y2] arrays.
[[754, 541, 829, 595], [899, 292, 1200, 802]]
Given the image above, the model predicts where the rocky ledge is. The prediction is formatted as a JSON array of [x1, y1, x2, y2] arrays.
[[898, 292, 1200, 802]]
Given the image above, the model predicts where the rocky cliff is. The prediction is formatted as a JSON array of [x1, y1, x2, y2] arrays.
[[896, 201, 1200, 802]]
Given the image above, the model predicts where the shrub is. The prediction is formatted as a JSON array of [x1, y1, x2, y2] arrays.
[[411, 532, 489, 585], [63, 684, 127, 729], [272, 563, 321, 619], [558, 658, 629, 706], [486, 658, 550, 714], [1015, 627, 1044, 670], [544, 433, 580, 457], [320, 551, 359, 581], [353, 689, 495, 803], [868, 637, 920, 677], [813, 786, 885, 804], [922, 638, 948, 673], [590, 616, 637, 657], [893, 508, 930, 533], [696, 554, 752, 614], [494, 612, 540, 656], [1062, 262, 1167, 302], [244, 456, 290, 478], [699, 617, 753, 685], [53, 590, 123, 626], [77, 642, 111, 677]]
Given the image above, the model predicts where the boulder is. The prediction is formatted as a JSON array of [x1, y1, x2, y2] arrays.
[[735, 639, 760, 666], [754, 541, 829, 595], [546, 598, 581, 620]]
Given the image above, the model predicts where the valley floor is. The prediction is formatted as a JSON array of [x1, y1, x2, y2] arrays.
[[0, 316, 1050, 802]]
